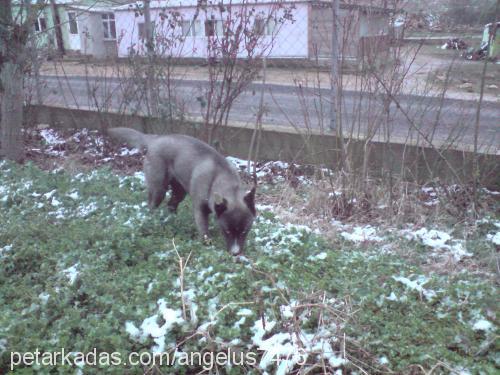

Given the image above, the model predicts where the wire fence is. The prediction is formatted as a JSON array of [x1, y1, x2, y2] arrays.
[[23, 1, 500, 174]]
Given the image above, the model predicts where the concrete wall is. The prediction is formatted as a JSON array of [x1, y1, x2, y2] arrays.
[[26, 105, 500, 189], [114, 3, 307, 58]]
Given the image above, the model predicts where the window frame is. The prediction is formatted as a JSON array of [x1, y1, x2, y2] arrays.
[[67, 11, 78, 35], [266, 18, 277, 36], [34, 17, 47, 33], [181, 20, 202, 37], [253, 18, 265, 36], [102, 12, 116, 40]]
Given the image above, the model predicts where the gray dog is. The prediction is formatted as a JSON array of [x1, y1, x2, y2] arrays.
[[108, 127, 256, 255]]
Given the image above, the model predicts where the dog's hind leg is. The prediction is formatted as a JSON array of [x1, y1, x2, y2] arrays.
[[167, 178, 187, 213], [144, 157, 169, 209]]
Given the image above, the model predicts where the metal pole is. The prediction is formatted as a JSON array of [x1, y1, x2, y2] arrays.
[[330, 0, 340, 131]]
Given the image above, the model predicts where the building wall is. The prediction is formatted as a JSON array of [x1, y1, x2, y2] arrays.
[[114, 3, 308, 59], [359, 12, 389, 37], [309, 5, 390, 60], [57, 8, 78, 52], [309, 6, 361, 59], [12, 4, 57, 50], [358, 13, 391, 60], [79, 12, 117, 58]]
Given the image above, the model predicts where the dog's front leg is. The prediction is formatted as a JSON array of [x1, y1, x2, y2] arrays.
[[193, 204, 211, 245]]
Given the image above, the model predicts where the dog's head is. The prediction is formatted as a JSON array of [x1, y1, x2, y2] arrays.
[[213, 187, 256, 255]]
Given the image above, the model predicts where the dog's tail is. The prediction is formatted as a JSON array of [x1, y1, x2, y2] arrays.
[[107, 127, 156, 150]]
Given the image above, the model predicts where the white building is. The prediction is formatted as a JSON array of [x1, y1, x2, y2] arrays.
[[64, 3, 119, 58], [113, 0, 392, 61]]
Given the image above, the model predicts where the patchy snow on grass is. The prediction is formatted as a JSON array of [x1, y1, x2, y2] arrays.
[[119, 147, 141, 156], [75, 201, 99, 218], [62, 263, 79, 285], [412, 228, 450, 248], [392, 275, 436, 301], [67, 190, 80, 200], [421, 186, 440, 206], [254, 220, 313, 253], [0, 244, 13, 258], [133, 171, 145, 184], [126, 298, 185, 353], [251, 312, 347, 374], [308, 252, 328, 261], [486, 232, 500, 246], [340, 226, 384, 243], [38, 292, 50, 304], [409, 228, 473, 262], [40, 129, 65, 145], [472, 319, 494, 332], [227, 156, 253, 170], [38, 129, 67, 156], [256, 204, 274, 211]]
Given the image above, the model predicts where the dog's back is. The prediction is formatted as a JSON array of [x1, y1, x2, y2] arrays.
[[107, 127, 256, 255]]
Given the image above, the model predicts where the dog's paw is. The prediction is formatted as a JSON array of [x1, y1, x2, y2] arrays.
[[202, 235, 213, 246]]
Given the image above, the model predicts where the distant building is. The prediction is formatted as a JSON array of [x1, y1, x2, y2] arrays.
[[113, 0, 392, 61], [59, 1, 134, 58], [20, 0, 392, 61], [13, 1, 132, 58]]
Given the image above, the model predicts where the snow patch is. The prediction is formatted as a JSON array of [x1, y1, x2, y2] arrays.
[[126, 299, 184, 353], [40, 129, 65, 145], [62, 264, 79, 285], [341, 226, 383, 243], [393, 275, 436, 301], [308, 252, 327, 261], [119, 147, 141, 156], [67, 191, 80, 200], [487, 232, 500, 246], [472, 319, 494, 332], [413, 228, 450, 248], [410, 228, 472, 262], [0, 244, 13, 257]]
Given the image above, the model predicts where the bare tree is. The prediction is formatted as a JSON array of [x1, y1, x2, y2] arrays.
[[199, 1, 293, 145], [49, 0, 65, 57], [0, 0, 42, 162]]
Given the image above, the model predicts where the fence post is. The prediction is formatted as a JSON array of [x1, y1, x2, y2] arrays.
[[329, 0, 340, 131]]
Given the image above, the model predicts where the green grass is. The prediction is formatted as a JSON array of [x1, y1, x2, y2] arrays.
[[0, 161, 498, 374]]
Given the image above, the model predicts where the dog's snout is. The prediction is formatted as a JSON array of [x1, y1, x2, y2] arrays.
[[230, 242, 241, 255]]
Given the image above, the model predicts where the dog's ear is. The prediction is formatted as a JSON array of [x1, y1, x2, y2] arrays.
[[214, 193, 228, 217], [243, 186, 256, 215]]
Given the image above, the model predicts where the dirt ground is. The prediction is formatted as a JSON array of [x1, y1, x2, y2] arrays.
[[38, 44, 499, 102]]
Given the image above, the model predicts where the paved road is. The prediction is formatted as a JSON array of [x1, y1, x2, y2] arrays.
[[34, 75, 499, 149]]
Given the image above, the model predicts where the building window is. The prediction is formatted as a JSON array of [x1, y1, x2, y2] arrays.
[[253, 18, 276, 36], [181, 20, 201, 37], [204, 19, 215, 37], [102, 13, 116, 39], [266, 18, 276, 35], [34, 17, 47, 32], [68, 12, 78, 34], [138, 21, 156, 40], [253, 18, 265, 36], [204, 19, 223, 37]]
